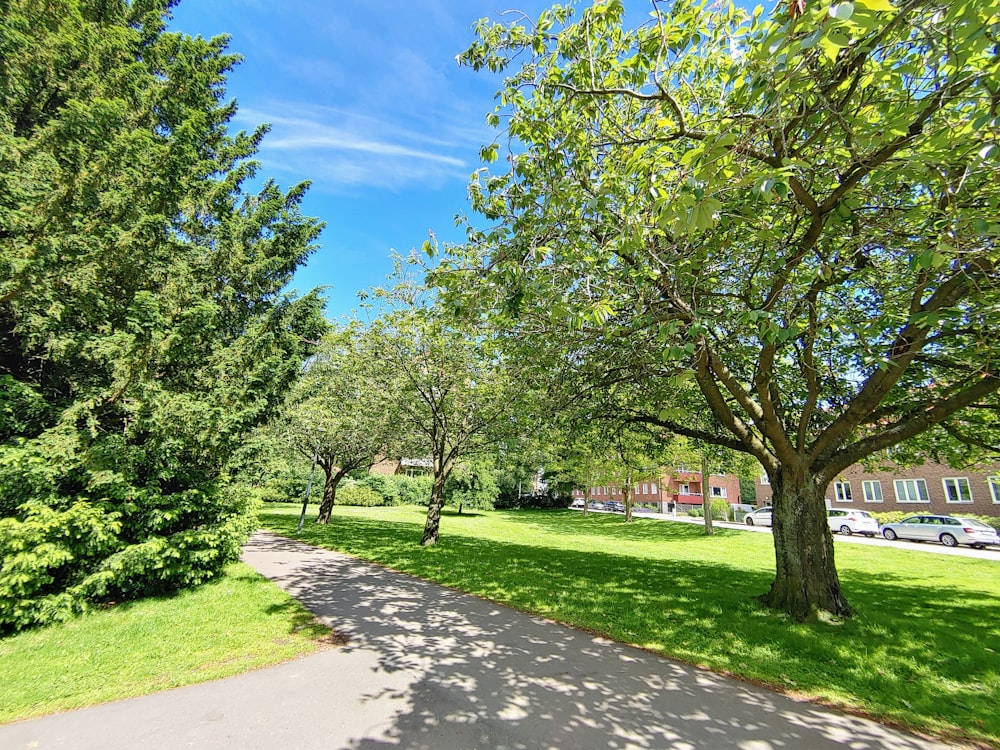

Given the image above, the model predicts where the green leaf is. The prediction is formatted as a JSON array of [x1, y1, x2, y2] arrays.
[[829, 2, 855, 20]]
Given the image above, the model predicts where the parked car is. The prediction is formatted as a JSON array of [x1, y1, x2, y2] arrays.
[[605, 501, 625, 513], [827, 509, 879, 537], [588, 501, 605, 511], [881, 515, 1000, 549], [569, 499, 585, 509], [744, 507, 773, 527]]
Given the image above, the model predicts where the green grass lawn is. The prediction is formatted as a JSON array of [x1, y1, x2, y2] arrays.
[[0, 562, 334, 724], [263, 504, 1000, 748]]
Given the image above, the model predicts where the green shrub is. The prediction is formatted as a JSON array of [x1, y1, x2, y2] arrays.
[[389, 474, 433, 506], [0, 486, 257, 634], [336, 483, 388, 507], [687, 507, 703, 517], [710, 498, 731, 521], [355, 474, 392, 501]]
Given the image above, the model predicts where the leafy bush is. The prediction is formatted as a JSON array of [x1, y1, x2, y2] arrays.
[[0, 487, 258, 633], [336, 483, 389, 507], [493, 492, 567, 510], [388, 475, 433, 506], [710, 498, 731, 521], [687, 507, 704, 517]]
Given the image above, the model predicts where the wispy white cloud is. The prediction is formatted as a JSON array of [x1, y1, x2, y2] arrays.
[[236, 104, 479, 192]]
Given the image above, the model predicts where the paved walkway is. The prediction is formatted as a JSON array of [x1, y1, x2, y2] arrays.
[[1, 532, 963, 749]]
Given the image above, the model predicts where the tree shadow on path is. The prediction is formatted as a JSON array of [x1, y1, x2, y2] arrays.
[[243, 532, 949, 750]]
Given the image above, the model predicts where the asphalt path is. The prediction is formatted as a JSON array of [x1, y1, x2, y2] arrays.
[[1, 531, 966, 750]]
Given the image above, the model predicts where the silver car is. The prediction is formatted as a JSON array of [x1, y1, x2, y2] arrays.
[[827, 509, 879, 537], [881, 515, 1000, 549]]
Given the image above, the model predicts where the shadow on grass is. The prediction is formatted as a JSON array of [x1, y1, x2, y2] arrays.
[[260, 510, 1000, 747]]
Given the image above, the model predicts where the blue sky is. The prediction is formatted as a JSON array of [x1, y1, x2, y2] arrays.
[[167, 0, 560, 320]]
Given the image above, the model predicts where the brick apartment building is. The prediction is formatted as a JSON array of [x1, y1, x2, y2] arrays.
[[370, 457, 433, 477], [753, 459, 1000, 517], [572, 469, 743, 512]]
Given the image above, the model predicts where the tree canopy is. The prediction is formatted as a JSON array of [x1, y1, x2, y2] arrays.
[[276, 324, 401, 524], [438, 0, 1000, 618], [0, 0, 324, 631]]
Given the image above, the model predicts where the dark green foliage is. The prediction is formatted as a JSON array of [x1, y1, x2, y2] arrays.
[[493, 492, 566, 510], [0, 0, 323, 632]]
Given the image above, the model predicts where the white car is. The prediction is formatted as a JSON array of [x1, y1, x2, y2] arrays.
[[827, 509, 879, 537], [569, 499, 585, 509], [744, 507, 773, 527], [881, 515, 1000, 548]]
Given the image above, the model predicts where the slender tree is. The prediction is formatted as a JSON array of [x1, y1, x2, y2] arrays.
[[277, 324, 401, 524], [441, 0, 1000, 618], [368, 269, 520, 545]]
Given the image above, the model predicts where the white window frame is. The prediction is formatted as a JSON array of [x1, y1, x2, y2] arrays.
[[650, 483, 658, 494], [894, 478, 930, 503], [711, 486, 727, 498], [862, 480, 884, 503], [639, 483, 647, 495], [759, 475, 770, 485], [988, 477, 1000, 503], [834, 481, 853, 503], [679, 483, 690, 494], [942, 477, 973, 504]]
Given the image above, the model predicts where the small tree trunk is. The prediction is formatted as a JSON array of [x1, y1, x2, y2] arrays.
[[582, 486, 590, 515], [622, 483, 633, 523], [315, 464, 345, 525], [421, 469, 449, 546], [760, 469, 853, 620], [701, 454, 713, 536]]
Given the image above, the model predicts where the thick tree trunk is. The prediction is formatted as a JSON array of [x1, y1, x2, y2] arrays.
[[421, 470, 449, 546], [760, 470, 853, 620], [315, 464, 341, 525]]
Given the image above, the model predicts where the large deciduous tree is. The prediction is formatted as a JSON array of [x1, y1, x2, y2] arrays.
[[0, 0, 324, 632], [442, 0, 1000, 618]]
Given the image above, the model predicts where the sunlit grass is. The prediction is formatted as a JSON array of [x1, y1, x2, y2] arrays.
[[263, 504, 1000, 747], [0, 562, 333, 724]]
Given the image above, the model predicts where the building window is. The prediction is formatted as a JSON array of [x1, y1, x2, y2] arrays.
[[834, 481, 853, 502], [894, 478, 930, 503], [641, 483, 649, 495], [759, 475, 770, 485], [650, 483, 658, 494], [711, 486, 726, 498], [862, 480, 883, 503], [679, 483, 690, 495], [942, 477, 973, 503], [988, 477, 1000, 503]]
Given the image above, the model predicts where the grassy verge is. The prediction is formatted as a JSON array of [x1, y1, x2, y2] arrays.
[[0, 562, 334, 724], [263, 504, 1000, 748]]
